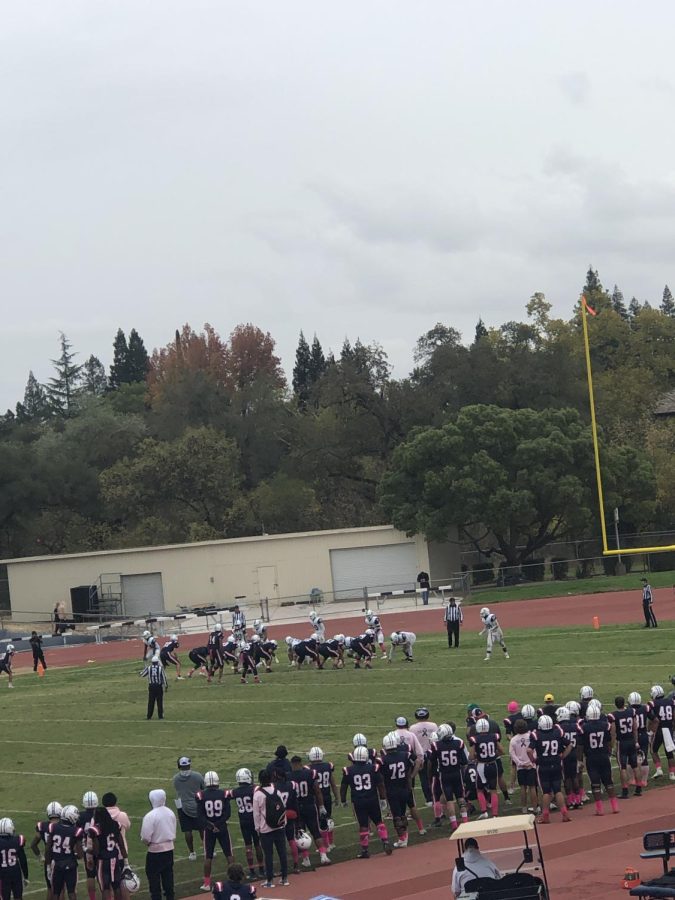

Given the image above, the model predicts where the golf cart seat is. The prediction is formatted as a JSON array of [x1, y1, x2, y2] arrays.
[[463, 872, 547, 900]]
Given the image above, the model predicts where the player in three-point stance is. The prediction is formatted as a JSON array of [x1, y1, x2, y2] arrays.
[[479, 608, 509, 661], [388, 631, 416, 663]]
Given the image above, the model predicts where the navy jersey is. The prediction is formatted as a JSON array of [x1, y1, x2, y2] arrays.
[[272, 778, 298, 815], [609, 709, 636, 743], [347, 747, 378, 764], [213, 880, 257, 900], [319, 639, 341, 655], [48, 822, 82, 864], [503, 713, 522, 737], [559, 721, 578, 751], [161, 638, 178, 653], [35, 820, 51, 847], [292, 766, 319, 805], [222, 639, 237, 658], [207, 631, 222, 651], [431, 737, 468, 774], [466, 718, 502, 740], [261, 640, 277, 655], [578, 720, 611, 757], [196, 787, 231, 829], [631, 704, 650, 735], [341, 761, 381, 801], [0, 834, 27, 875], [77, 810, 96, 845], [380, 749, 413, 793], [649, 696, 675, 729], [88, 824, 123, 861], [231, 784, 255, 824], [537, 704, 558, 722], [528, 725, 568, 768], [470, 733, 500, 762], [312, 760, 335, 796]]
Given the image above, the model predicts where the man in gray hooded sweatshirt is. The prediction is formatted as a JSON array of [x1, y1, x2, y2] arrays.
[[172, 756, 204, 860], [451, 838, 501, 897], [141, 789, 176, 900]]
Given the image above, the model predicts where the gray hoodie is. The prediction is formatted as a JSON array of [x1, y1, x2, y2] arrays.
[[172, 769, 204, 818]]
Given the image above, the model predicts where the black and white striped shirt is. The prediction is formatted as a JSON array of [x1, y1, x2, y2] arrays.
[[444, 604, 463, 624], [141, 662, 168, 687]]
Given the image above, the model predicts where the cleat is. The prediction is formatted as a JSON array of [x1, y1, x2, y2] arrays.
[[393, 840, 408, 848], [260, 881, 274, 889], [634, 786, 642, 796], [278, 880, 290, 887], [670, 773, 675, 782], [504, 653, 510, 658], [484, 656, 490, 661], [652, 769, 663, 779], [357, 849, 370, 859], [320, 854, 331, 865], [478, 812, 489, 819], [431, 818, 443, 828], [199, 885, 211, 893], [188, 852, 197, 861], [418, 828, 427, 835], [301, 858, 312, 868], [383, 841, 393, 855]]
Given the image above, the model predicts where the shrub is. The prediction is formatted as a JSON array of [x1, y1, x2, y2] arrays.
[[649, 550, 675, 572], [551, 557, 569, 580], [472, 561, 495, 585], [602, 556, 618, 576], [524, 558, 546, 582]]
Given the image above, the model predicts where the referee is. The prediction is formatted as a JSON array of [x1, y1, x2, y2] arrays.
[[641, 578, 658, 628], [444, 597, 463, 648], [141, 653, 168, 719]]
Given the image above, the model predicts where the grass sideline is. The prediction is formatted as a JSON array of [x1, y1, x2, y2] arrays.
[[468, 568, 675, 605], [1, 620, 673, 899]]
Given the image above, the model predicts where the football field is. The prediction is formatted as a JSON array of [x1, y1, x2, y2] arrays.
[[2, 619, 673, 899]]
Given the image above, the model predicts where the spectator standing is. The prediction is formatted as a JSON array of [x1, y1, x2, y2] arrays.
[[172, 757, 204, 861], [140, 655, 168, 720], [52, 604, 61, 636], [141, 790, 176, 900], [253, 770, 288, 889], [30, 631, 47, 671], [444, 598, 463, 648], [417, 571, 431, 606], [641, 579, 657, 628]]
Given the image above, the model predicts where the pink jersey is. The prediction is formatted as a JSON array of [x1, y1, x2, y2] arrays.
[[409, 721, 438, 754], [397, 728, 425, 759]]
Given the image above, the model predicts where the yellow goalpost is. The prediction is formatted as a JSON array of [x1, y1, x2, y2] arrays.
[[581, 294, 675, 556]]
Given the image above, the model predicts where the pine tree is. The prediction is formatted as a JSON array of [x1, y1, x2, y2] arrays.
[[46, 333, 82, 416], [611, 285, 628, 319], [126, 329, 149, 382], [660, 285, 675, 317], [81, 355, 108, 396], [308, 335, 326, 385], [340, 338, 354, 363], [109, 329, 130, 389], [584, 267, 602, 294], [628, 296, 641, 319], [19, 371, 50, 421], [292, 331, 311, 409], [474, 318, 488, 342]]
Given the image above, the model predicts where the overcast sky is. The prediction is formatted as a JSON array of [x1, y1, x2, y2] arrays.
[[2, 1, 675, 410]]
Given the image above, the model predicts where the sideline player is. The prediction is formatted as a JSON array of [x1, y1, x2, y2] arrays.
[[648, 685, 675, 781], [340, 746, 392, 859], [429, 724, 469, 830], [469, 719, 503, 818], [556, 707, 582, 808], [290, 757, 331, 867], [31, 801, 62, 900], [307, 747, 339, 852], [0, 643, 15, 688], [85, 808, 125, 900], [231, 769, 265, 881], [578, 705, 619, 815], [47, 805, 84, 900], [629, 691, 650, 789], [160, 635, 183, 680], [196, 771, 235, 891], [78, 791, 99, 900], [479, 612, 509, 661], [0, 818, 29, 900], [609, 697, 641, 798], [388, 631, 416, 663], [527, 716, 571, 824]]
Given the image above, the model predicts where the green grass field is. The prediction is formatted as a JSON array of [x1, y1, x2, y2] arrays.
[[2, 620, 674, 899], [469, 568, 675, 604]]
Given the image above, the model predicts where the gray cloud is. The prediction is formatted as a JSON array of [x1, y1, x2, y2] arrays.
[[558, 72, 591, 106]]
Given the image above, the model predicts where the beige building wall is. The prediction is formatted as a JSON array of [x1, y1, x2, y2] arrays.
[[4, 525, 440, 622]]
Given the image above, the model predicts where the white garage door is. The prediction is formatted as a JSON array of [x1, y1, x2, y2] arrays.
[[330, 544, 418, 599], [122, 573, 165, 618]]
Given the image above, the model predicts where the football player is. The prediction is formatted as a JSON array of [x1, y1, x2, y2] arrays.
[[556, 707, 582, 808], [196, 771, 235, 891], [350, 634, 374, 670], [290, 757, 330, 867], [212, 864, 257, 900], [261, 638, 279, 665], [295, 635, 322, 669], [85, 807, 125, 900], [527, 716, 571, 824], [252, 618, 267, 641], [230, 769, 265, 881], [249, 635, 273, 673], [207, 624, 225, 683], [479, 613, 509, 661], [309, 611, 326, 642], [31, 801, 62, 900], [78, 791, 99, 900], [340, 746, 392, 859], [578, 704, 619, 815], [469, 719, 503, 818], [465, 713, 511, 806], [364, 609, 387, 658], [221, 634, 239, 672], [647, 684, 675, 781], [141, 630, 159, 662], [609, 697, 641, 798], [47, 806, 84, 900], [0, 818, 29, 900], [388, 631, 416, 663], [348, 734, 379, 764], [317, 635, 344, 669], [237, 641, 260, 685], [285, 636, 301, 667], [579, 685, 595, 719], [308, 747, 339, 851], [379, 731, 416, 847], [0, 643, 15, 688], [271, 767, 301, 873], [186, 646, 209, 678], [159, 634, 183, 679], [429, 724, 469, 830], [629, 691, 650, 789]]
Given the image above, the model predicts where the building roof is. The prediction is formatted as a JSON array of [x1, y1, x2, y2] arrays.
[[655, 389, 675, 416]]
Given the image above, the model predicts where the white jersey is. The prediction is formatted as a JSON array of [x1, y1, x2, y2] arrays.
[[311, 617, 326, 640], [143, 636, 160, 658], [254, 621, 266, 637], [389, 631, 416, 660], [365, 614, 381, 629]]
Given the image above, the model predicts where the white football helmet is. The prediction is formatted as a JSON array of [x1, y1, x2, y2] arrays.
[[308, 747, 324, 762], [254, 619, 261, 627], [556, 707, 570, 722], [309, 612, 318, 622], [82, 791, 98, 809], [170, 633, 178, 641], [364, 609, 373, 618], [352, 733, 367, 747], [537, 715, 553, 731], [566, 700, 581, 716], [61, 805, 80, 824], [235, 768, 252, 784], [382, 732, 400, 751], [628, 692, 642, 706], [334, 633, 345, 644], [296, 830, 312, 850], [0, 818, 14, 836], [585, 705, 601, 721], [285, 636, 294, 646], [250, 634, 260, 643], [204, 771, 219, 788], [142, 630, 151, 639], [651, 685, 665, 699], [429, 730, 439, 742], [122, 868, 141, 894], [437, 724, 454, 740], [310, 632, 319, 641], [269, 639, 277, 648], [475, 718, 490, 734], [587, 699, 602, 711], [580, 685, 594, 700], [521, 704, 536, 719], [390, 632, 401, 644], [480, 607, 490, 619], [365, 628, 375, 637], [47, 801, 63, 819], [214, 623, 223, 632], [352, 746, 369, 763], [6, 644, 14, 652]]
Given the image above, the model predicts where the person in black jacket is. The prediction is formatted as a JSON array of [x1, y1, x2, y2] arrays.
[[417, 571, 431, 606], [30, 632, 47, 672]]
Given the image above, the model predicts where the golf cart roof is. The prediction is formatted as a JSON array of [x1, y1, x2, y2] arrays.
[[452, 814, 536, 840]]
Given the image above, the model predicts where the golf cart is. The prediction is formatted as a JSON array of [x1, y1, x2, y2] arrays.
[[452, 814, 549, 899]]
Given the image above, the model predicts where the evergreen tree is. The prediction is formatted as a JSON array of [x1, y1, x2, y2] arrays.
[[474, 318, 488, 342], [126, 329, 149, 382], [584, 266, 602, 294], [109, 329, 129, 389], [308, 335, 326, 385], [340, 338, 354, 363], [17, 371, 50, 422], [611, 285, 628, 319], [46, 333, 82, 417], [628, 296, 641, 319], [292, 331, 311, 409], [660, 285, 675, 317], [81, 355, 108, 396]]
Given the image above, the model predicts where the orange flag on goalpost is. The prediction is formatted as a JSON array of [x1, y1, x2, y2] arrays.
[[582, 295, 597, 316]]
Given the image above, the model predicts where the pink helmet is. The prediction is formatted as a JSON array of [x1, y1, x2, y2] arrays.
[[507, 701, 520, 714]]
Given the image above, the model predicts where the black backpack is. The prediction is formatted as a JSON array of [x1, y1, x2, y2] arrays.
[[264, 789, 286, 829]]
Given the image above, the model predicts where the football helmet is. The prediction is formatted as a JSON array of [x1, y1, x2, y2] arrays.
[[269, 639, 278, 648], [587, 699, 602, 711], [0, 818, 14, 836], [437, 723, 454, 740], [556, 707, 570, 722], [479, 607, 490, 619], [250, 634, 260, 643], [382, 732, 399, 751], [308, 747, 324, 762], [46, 801, 63, 819], [628, 691, 642, 705], [214, 623, 223, 632], [310, 632, 319, 641], [566, 700, 581, 715], [254, 619, 262, 627], [415, 707, 430, 720], [521, 704, 536, 719], [365, 628, 375, 637], [296, 830, 312, 850], [142, 630, 151, 639], [122, 869, 141, 894], [580, 685, 594, 700], [204, 771, 219, 788], [352, 733, 367, 747], [390, 632, 401, 644], [6, 644, 14, 652], [170, 633, 178, 642], [585, 705, 601, 721], [352, 746, 369, 763], [235, 768, 252, 784], [364, 609, 373, 618], [285, 636, 294, 646], [537, 715, 553, 731], [334, 633, 345, 643], [61, 805, 80, 824], [82, 791, 98, 809], [651, 685, 665, 699], [475, 718, 490, 734], [309, 612, 318, 622], [429, 731, 439, 742]]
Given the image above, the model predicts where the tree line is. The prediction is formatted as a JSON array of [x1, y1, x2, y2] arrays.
[[0, 268, 673, 567]]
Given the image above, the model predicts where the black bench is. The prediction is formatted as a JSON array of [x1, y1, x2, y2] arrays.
[[639, 830, 675, 876]]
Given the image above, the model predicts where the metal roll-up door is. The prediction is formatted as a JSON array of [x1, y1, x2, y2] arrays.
[[121, 573, 165, 618], [330, 544, 417, 599]]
